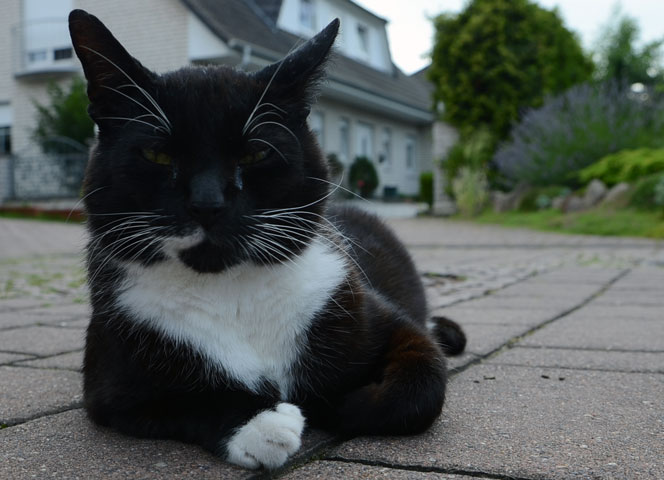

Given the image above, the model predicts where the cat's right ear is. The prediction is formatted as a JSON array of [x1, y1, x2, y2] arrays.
[[68, 10, 154, 115]]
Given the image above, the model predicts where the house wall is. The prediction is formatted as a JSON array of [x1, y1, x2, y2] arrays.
[[277, 0, 391, 73], [311, 98, 429, 196], [5, 0, 190, 155]]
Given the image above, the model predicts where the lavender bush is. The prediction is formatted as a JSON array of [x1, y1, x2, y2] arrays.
[[494, 82, 664, 187]]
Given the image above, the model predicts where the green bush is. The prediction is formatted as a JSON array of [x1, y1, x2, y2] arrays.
[[452, 167, 489, 217], [419, 171, 434, 207], [33, 77, 94, 153], [349, 156, 379, 198], [629, 173, 664, 210], [443, 128, 496, 195], [517, 186, 570, 211], [578, 148, 664, 186]]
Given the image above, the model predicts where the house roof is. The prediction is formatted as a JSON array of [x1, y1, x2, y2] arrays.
[[181, 0, 433, 123]]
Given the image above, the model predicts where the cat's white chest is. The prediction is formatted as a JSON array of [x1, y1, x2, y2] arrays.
[[115, 239, 347, 396]]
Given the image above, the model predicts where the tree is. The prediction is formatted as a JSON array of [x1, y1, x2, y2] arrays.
[[593, 9, 664, 87], [428, 0, 593, 139], [33, 76, 94, 153]]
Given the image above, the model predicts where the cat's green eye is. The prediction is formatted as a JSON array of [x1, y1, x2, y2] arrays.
[[239, 149, 268, 166], [142, 149, 172, 166]]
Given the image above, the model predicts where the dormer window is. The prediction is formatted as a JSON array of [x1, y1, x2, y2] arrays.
[[357, 24, 369, 53], [300, 0, 315, 30]]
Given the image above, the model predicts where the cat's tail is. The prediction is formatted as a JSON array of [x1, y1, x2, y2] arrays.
[[430, 316, 466, 356]]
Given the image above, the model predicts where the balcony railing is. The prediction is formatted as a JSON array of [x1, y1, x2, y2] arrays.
[[12, 19, 78, 77]]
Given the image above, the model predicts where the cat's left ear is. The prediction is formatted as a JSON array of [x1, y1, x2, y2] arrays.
[[255, 19, 339, 113]]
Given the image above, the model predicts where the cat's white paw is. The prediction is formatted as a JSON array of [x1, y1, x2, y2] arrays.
[[226, 402, 305, 469]]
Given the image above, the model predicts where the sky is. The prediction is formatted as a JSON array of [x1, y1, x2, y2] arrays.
[[352, 0, 664, 74]]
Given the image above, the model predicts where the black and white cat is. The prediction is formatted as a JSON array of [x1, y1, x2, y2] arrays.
[[69, 9, 466, 470]]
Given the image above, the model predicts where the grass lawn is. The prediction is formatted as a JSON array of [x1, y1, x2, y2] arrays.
[[474, 208, 664, 239]]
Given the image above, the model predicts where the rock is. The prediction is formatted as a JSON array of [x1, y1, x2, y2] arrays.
[[600, 182, 631, 208], [562, 195, 586, 213], [582, 179, 608, 208], [492, 184, 530, 212], [552, 195, 567, 211]]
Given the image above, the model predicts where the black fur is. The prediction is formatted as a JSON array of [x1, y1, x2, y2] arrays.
[[69, 9, 466, 468]]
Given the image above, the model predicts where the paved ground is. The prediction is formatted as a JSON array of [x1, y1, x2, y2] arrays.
[[1, 216, 662, 479]]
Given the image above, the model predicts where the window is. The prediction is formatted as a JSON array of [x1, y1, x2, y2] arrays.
[[0, 126, 11, 155], [300, 0, 315, 30], [379, 128, 391, 168], [356, 122, 374, 159], [405, 135, 416, 171], [53, 47, 73, 61], [309, 111, 324, 148], [357, 24, 369, 53], [338, 118, 350, 164]]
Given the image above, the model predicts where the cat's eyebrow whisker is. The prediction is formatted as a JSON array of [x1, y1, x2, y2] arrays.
[[242, 109, 284, 136], [100, 85, 171, 133], [248, 121, 300, 146], [243, 58, 287, 135], [80, 45, 172, 132], [97, 116, 169, 134], [247, 138, 288, 164]]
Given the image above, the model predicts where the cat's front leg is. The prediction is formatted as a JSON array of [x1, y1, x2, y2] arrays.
[[225, 402, 305, 469]]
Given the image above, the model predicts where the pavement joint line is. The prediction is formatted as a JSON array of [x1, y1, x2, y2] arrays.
[[2, 403, 84, 428], [481, 362, 664, 376], [321, 456, 539, 480], [513, 345, 664, 354], [410, 243, 657, 250], [446, 267, 634, 379], [0, 321, 87, 332], [8, 362, 81, 372]]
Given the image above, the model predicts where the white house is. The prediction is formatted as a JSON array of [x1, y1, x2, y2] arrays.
[[0, 0, 440, 201]]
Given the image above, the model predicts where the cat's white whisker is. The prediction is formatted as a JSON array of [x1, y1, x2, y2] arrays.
[[247, 138, 288, 164], [100, 85, 171, 133], [248, 121, 300, 145], [80, 45, 172, 132]]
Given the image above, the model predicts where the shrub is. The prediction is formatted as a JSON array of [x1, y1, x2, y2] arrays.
[[517, 185, 570, 211], [655, 175, 664, 208], [494, 81, 664, 187], [452, 167, 489, 216], [33, 77, 94, 154], [629, 173, 664, 210], [442, 128, 496, 195], [578, 148, 664, 186], [349, 156, 379, 198], [419, 171, 434, 207]]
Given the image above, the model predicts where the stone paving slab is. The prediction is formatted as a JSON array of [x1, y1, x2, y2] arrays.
[[331, 364, 664, 480], [432, 305, 559, 326], [0, 304, 89, 329], [0, 325, 84, 355], [519, 310, 664, 351], [525, 266, 624, 285], [0, 219, 85, 259], [0, 366, 82, 425], [284, 461, 484, 479], [487, 346, 664, 373], [0, 409, 335, 480], [0, 352, 34, 364], [17, 350, 84, 371], [449, 323, 531, 357], [493, 281, 600, 300]]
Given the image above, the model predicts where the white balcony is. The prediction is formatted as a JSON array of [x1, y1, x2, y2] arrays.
[[13, 19, 78, 77]]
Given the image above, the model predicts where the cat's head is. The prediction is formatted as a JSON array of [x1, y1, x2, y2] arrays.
[[69, 9, 339, 273]]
